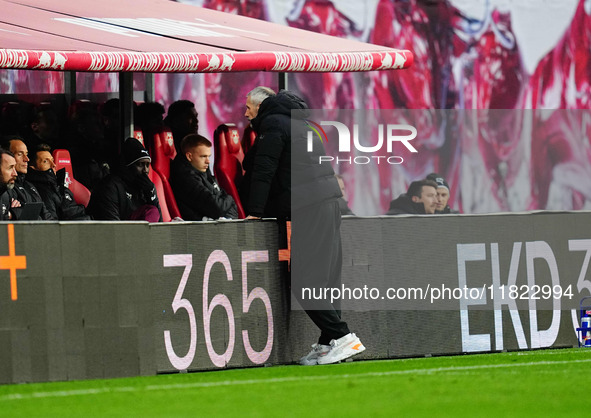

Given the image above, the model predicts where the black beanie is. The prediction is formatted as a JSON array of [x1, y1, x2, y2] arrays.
[[122, 137, 151, 166], [426, 172, 450, 192]]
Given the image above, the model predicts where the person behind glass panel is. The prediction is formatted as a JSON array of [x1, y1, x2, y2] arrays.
[[87, 138, 161, 222], [164, 100, 199, 154]]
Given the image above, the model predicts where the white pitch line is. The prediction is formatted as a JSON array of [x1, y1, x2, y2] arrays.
[[2, 358, 591, 401]]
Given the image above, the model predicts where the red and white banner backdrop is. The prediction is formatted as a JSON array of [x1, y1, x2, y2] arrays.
[[160, 0, 591, 215], [1, 0, 589, 214]]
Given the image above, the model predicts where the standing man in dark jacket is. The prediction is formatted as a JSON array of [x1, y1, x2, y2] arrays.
[[243, 87, 366, 365], [88, 138, 161, 222], [27, 144, 90, 221], [170, 134, 238, 220], [239, 86, 276, 211]]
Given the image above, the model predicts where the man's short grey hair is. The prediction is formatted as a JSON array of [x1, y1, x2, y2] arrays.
[[247, 86, 276, 106]]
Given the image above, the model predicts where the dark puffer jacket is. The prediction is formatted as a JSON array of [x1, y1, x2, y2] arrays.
[[244, 90, 341, 218], [26, 168, 90, 220], [87, 169, 161, 221]]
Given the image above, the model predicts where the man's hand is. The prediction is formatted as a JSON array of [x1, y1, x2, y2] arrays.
[[8, 199, 21, 220], [245, 215, 261, 220]]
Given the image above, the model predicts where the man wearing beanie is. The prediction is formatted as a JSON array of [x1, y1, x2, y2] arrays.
[[88, 138, 161, 222], [426, 173, 459, 214]]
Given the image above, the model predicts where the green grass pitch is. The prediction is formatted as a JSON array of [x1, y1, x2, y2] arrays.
[[1, 348, 589, 417]]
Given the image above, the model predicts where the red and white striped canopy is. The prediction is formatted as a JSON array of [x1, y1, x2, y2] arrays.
[[0, 0, 413, 73]]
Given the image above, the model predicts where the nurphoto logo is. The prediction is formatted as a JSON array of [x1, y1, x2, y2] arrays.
[[306, 120, 418, 166]]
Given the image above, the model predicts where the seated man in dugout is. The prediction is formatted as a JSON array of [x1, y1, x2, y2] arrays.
[[87, 138, 161, 222], [2, 135, 54, 220], [386, 179, 439, 215], [426, 172, 460, 214], [170, 133, 238, 221], [0, 148, 20, 220], [26, 143, 91, 221]]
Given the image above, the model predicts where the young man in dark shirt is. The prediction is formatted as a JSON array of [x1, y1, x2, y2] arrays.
[[170, 134, 238, 221]]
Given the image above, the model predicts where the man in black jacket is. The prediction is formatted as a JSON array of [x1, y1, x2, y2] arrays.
[[243, 88, 366, 365], [243, 87, 292, 219], [0, 148, 19, 220], [170, 134, 238, 220], [88, 138, 161, 222], [386, 179, 439, 215], [239, 86, 276, 212], [27, 144, 90, 221], [3, 136, 54, 220]]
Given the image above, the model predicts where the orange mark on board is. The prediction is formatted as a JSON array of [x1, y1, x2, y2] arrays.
[[0, 224, 26, 300], [278, 221, 291, 267]]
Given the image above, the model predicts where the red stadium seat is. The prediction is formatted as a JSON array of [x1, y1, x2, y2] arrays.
[[52, 149, 92, 207], [150, 128, 176, 178], [213, 124, 245, 219], [148, 167, 172, 222], [134, 130, 145, 146], [146, 127, 182, 219], [242, 125, 257, 154]]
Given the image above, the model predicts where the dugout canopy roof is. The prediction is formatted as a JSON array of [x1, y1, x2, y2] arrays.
[[0, 0, 413, 73]]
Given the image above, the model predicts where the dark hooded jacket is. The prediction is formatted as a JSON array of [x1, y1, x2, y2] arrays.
[[170, 156, 238, 220], [26, 168, 90, 220], [243, 90, 341, 218], [386, 194, 427, 215]]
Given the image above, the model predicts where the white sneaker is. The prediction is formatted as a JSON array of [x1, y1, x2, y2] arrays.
[[299, 343, 331, 365], [316, 333, 365, 365]]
